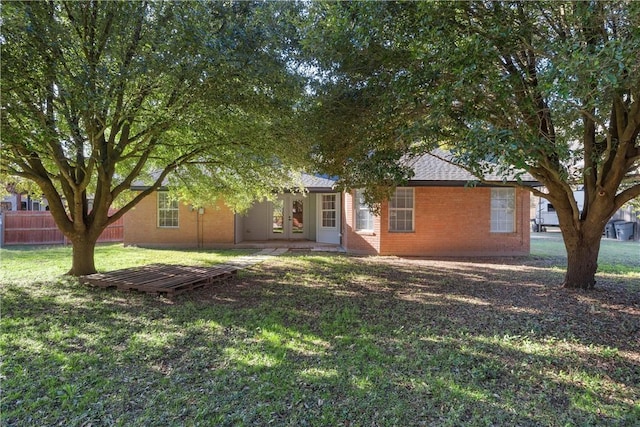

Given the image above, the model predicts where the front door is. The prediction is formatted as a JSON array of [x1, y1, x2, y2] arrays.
[[270, 195, 305, 239]]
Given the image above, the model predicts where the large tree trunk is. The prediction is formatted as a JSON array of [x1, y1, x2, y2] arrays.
[[561, 226, 603, 290], [68, 236, 98, 276]]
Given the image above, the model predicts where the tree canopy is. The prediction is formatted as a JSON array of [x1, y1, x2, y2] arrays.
[[1, 1, 307, 274], [302, 1, 640, 289]]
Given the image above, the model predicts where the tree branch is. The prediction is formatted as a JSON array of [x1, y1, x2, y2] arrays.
[[105, 161, 181, 226], [614, 183, 640, 211]]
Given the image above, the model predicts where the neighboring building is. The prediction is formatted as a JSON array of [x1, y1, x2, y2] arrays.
[[124, 153, 538, 256], [532, 189, 639, 240], [0, 192, 49, 212], [534, 191, 585, 228]]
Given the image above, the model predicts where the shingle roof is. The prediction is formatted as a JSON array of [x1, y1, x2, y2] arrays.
[[406, 150, 538, 185], [300, 173, 336, 191], [409, 153, 480, 181], [131, 151, 537, 192], [130, 172, 337, 192], [299, 151, 537, 190]]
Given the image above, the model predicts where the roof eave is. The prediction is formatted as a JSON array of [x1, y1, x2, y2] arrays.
[[407, 180, 541, 187], [130, 185, 169, 191]]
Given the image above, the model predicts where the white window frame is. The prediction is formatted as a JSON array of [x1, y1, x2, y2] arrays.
[[389, 187, 414, 232], [320, 194, 337, 228], [490, 188, 515, 233], [354, 189, 374, 232], [157, 191, 179, 228]]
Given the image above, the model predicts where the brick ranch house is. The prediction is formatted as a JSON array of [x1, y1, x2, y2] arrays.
[[124, 153, 538, 256]]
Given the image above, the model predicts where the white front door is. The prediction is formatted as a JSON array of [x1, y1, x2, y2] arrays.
[[316, 193, 340, 244], [270, 194, 306, 239]]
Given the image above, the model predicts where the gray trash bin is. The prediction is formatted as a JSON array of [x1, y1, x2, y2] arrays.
[[605, 221, 617, 239], [608, 220, 627, 239], [614, 222, 635, 241]]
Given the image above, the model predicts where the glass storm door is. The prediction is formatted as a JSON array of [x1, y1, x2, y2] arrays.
[[271, 195, 305, 239], [316, 193, 340, 244]]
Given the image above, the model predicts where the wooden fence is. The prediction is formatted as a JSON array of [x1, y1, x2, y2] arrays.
[[0, 211, 123, 246]]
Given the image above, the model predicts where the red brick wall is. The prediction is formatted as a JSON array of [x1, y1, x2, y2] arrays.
[[342, 192, 381, 254], [343, 187, 530, 256], [124, 192, 235, 247]]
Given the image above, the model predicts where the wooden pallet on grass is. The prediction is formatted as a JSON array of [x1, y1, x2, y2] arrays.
[[81, 248, 287, 297], [82, 263, 237, 297]]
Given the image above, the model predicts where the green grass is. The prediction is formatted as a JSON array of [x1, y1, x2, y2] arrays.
[[531, 232, 640, 279], [2, 242, 639, 426], [0, 244, 254, 282]]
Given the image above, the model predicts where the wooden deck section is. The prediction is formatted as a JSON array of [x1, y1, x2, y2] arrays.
[[82, 248, 287, 297]]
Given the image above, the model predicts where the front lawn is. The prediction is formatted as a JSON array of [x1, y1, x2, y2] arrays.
[[1, 243, 639, 426]]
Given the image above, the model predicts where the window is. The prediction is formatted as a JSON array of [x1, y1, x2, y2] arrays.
[[321, 194, 337, 228], [389, 188, 414, 232], [354, 190, 374, 231], [272, 199, 284, 234], [158, 191, 179, 228], [490, 188, 515, 233]]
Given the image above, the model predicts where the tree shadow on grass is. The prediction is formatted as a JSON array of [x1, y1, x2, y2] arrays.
[[169, 254, 639, 425], [3, 253, 639, 426]]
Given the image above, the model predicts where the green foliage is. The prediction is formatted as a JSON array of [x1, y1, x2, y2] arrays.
[[302, 1, 640, 205], [0, 176, 42, 199], [1, 1, 306, 220], [1, 1, 307, 273]]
